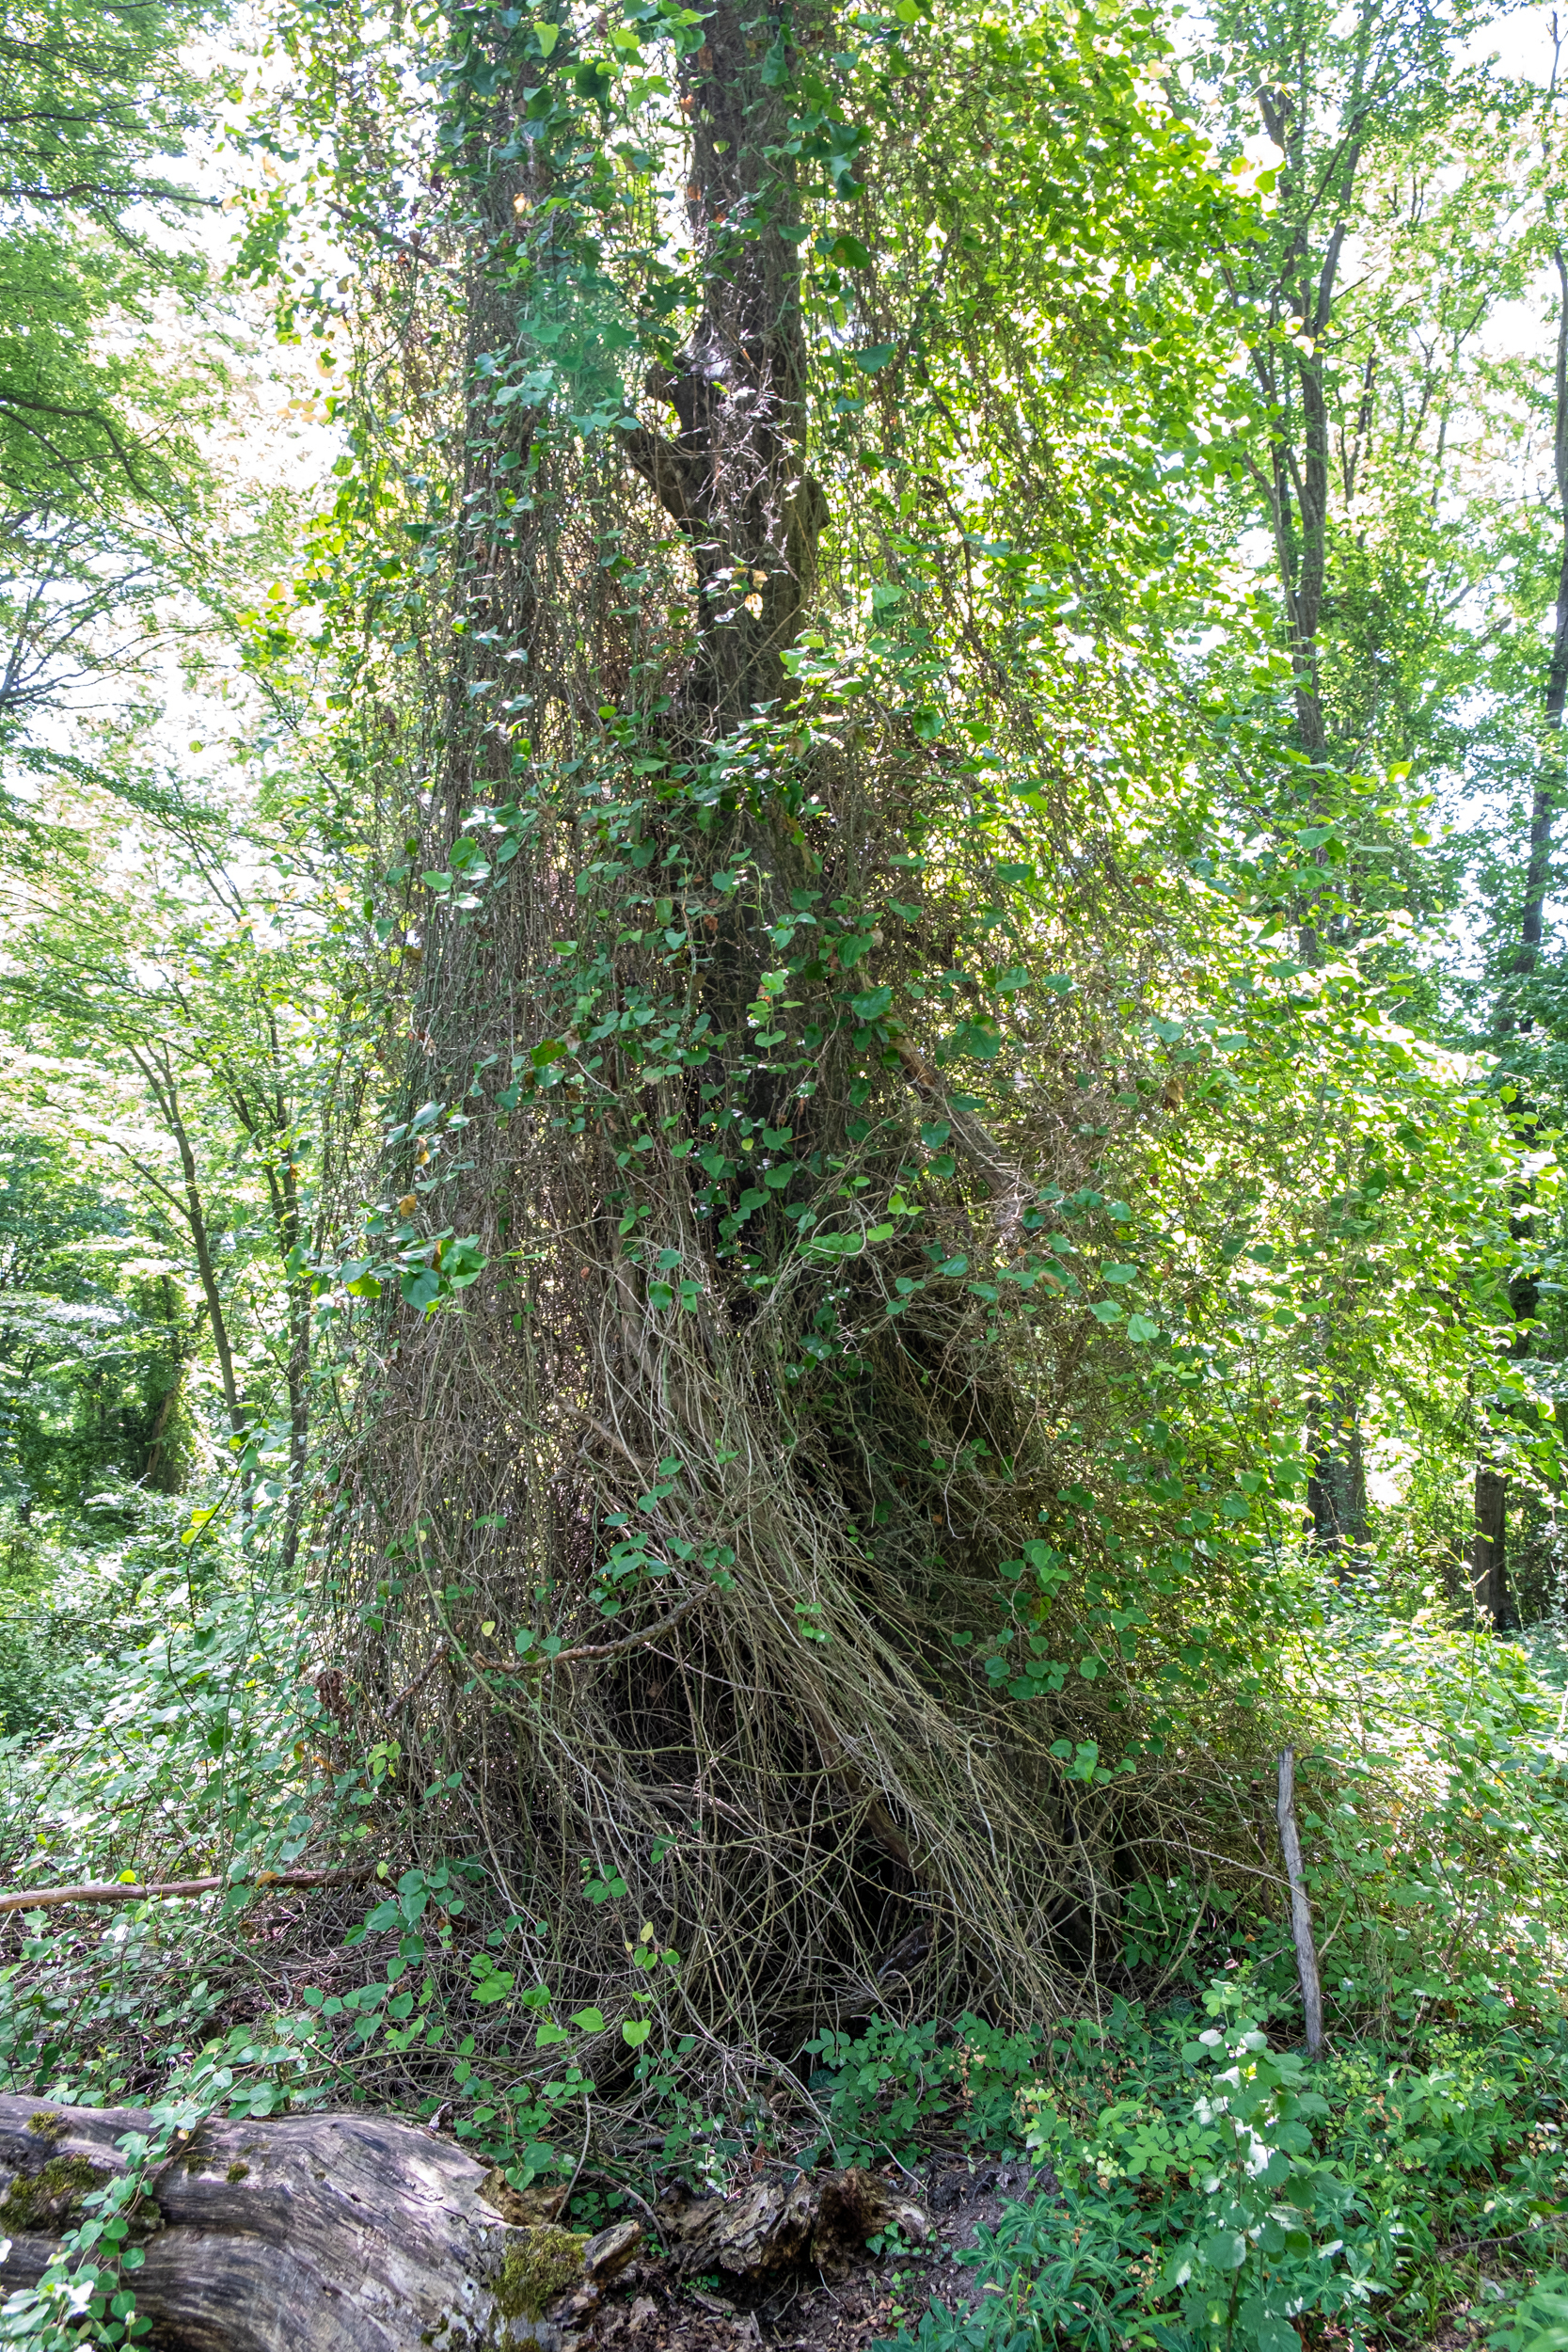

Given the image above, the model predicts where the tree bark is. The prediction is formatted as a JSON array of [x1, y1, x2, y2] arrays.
[[0, 2100, 916, 2350], [1275, 1747, 1323, 2059], [126, 1044, 245, 1448], [622, 0, 824, 738], [660, 2169, 927, 2281], [1471, 1460, 1510, 1629], [1306, 1354, 1367, 1561], [0, 2097, 638, 2351], [1468, 246, 1568, 1629], [227, 1007, 311, 1572]]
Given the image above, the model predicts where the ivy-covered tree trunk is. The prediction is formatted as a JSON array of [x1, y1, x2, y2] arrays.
[[622, 0, 825, 736], [334, 0, 1180, 2051]]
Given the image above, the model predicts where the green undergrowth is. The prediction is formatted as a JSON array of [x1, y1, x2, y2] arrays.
[[849, 1979, 1568, 2352], [0, 1563, 1566, 2344], [797, 1602, 1568, 2352]]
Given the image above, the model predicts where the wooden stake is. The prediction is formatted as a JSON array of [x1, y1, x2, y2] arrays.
[[1275, 1747, 1324, 2058]]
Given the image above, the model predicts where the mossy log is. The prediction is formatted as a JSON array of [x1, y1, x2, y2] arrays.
[[0, 2095, 640, 2350]]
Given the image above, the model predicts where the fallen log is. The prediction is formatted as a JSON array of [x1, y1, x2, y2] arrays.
[[0, 2099, 927, 2348], [0, 2095, 637, 2350], [659, 2167, 928, 2282]]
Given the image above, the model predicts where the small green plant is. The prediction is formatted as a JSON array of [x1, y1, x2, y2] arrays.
[[867, 1975, 1568, 2352], [804, 2014, 1049, 2164], [1491, 2271, 1568, 2352]]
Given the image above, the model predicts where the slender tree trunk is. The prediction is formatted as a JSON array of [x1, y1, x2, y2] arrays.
[[1469, 246, 1568, 1629], [1253, 99, 1377, 1502], [264, 1152, 310, 1576], [140, 1279, 184, 1489], [1472, 1461, 1510, 1627], [142, 1361, 184, 1490], [227, 1029, 310, 1570], [1275, 1748, 1324, 2058], [129, 1047, 245, 1446], [1307, 1388, 1366, 1560], [1511, 246, 1568, 995]]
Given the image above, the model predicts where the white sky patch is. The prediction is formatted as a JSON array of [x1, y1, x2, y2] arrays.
[[1461, 2, 1566, 80]]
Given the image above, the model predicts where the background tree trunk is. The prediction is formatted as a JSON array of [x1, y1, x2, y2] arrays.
[[1307, 1391, 1367, 1559], [1468, 246, 1568, 1629]]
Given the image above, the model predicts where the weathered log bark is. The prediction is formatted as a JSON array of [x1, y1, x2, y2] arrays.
[[0, 2096, 638, 2351], [0, 2100, 926, 2348], [659, 2168, 928, 2283]]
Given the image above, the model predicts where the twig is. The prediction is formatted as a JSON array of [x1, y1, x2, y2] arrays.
[[0, 1863, 381, 1915], [581, 2173, 669, 2253], [1276, 1748, 1324, 2058], [324, 199, 460, 274], [565, 2100, 593, 2205], [388, 1638, 449, 1711], [470, 1588, 706, 1673], [890, 1035, 1022, 1205]]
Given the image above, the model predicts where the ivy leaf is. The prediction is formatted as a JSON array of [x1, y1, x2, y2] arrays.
[[947, 1016, 1002, 1062], [401, 1266, 441, 1311], [442, 1237, 486, 1289]]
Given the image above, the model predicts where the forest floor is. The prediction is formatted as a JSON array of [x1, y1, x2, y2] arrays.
[[573, 2158, 1031, 2350], [569, 2161, 1512, 2352]]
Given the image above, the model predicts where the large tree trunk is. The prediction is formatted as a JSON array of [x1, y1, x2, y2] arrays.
[[617, 0, 822, 739], [334, 0, 1163, 2051]]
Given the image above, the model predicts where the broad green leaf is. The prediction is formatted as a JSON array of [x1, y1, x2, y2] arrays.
[[401, 1266, 441, 1311]]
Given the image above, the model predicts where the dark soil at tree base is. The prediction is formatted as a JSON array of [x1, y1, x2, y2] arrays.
[[568, 2160, 1032, 2351]]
